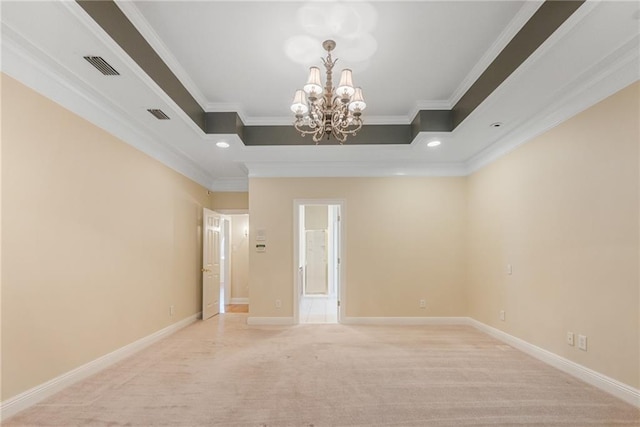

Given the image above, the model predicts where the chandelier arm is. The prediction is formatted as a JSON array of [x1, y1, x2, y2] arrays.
[[294, 122, 326, 142], [331, 128, 348, 144]]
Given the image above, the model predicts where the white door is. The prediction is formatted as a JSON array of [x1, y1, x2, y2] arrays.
[[202, 208, 221, 320]]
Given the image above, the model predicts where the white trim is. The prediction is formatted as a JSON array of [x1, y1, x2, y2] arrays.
[[341, 317, 469, 326], [0, 312, 201, 422], [4, 0, 635, 185], [245, 162, 468, 178], [407, 100, 453, 120], [465, 35, 640, 175], [204, 102, 248, 125], [243, 114, 412, 126], [339, 316, 640, 406], [210, 177, 249, 192], [246, 317, 295, 326], [293, 199, 346, 325], [447, 1, 543, 108], [229, 298, 249, 305], [61, 1, 206, 138], [467, 318, 640, 408], [0, 21, 215, 190], [114, 1, 209, 110]]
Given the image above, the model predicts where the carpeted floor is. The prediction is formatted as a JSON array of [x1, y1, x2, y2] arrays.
[[5, 314, 639, 426]]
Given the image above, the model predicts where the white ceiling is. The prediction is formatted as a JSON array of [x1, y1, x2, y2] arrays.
[[2, 1, 639, 191], [128, 1, 525, 120]]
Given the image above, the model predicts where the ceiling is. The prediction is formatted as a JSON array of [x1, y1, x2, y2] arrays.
[[2, 1, 639, 191]]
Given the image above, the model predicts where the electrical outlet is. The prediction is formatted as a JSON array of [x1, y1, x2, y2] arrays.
[[578, 334, 587, 351], [506, 264, 513, 275], [419, 299, 426, 309], [567, 331, 575, 346], [499, 310, 505, 321], [275, 299, 282, 308], [169, 305, 175, 316]]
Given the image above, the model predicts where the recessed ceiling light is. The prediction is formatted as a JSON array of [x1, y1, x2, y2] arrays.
[[216, 141, 230, 148], [426, 140, 441, 148], [490, 122, 503, 128]]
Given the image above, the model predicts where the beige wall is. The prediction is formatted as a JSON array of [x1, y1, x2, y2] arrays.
[[212, 192, 248, 210], [467, 82, 639, 388], [249, 177, 468, 318], [230, 214, 249, 300], [2, 70, 637, 401], [248, 83, 639, 388], [1, 75, 211, 400]]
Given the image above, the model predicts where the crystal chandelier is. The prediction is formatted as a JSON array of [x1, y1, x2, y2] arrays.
[[290, 40, 366, 144]]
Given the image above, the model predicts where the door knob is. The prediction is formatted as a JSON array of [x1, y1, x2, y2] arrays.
[[201, 268, 211, 273]]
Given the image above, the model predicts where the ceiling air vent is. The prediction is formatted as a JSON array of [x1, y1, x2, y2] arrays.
[[83, 56, 120, 76], [147, 109, 170, 120]]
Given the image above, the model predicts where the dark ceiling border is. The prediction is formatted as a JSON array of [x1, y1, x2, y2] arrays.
[[76, 0, 206, 131], [76, 0, 584, 146], [452, 0, 584, 128]]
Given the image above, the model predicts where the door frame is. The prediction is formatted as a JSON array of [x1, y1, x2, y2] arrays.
[[293, 199, 346, 324], [213, 209, 249, 311], [202, 208, 221, 320], [219, 215, 231, 311]]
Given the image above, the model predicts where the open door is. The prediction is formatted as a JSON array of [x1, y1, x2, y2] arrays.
[[294, 201, 343, 324], [202, 208, 221, 320]]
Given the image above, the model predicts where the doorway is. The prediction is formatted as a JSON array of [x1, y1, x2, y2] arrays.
[[223, 213, 249, 314], [294, 200, 344, 324], [202, 209, 222, 320], [202, 210, 250, 319]]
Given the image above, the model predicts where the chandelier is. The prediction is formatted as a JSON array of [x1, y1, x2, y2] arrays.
[[290, 40, 366, 144]]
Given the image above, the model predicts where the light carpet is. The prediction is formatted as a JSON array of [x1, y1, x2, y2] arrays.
[[5, 314, 639, 426]]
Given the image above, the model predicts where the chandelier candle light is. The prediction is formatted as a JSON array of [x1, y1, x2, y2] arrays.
[[291, 40, 366, 144]]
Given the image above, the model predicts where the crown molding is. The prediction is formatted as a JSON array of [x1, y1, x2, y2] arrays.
[[204, 102, 249, 124], [243, 114, 413, 127], [406, 100, 453, 122], [114, 0, 209, 109], [242, 116, 300, 126], [360, 115, 413, 125], [1, 20, 216, 189], [4, 0, 632, 188], [63, 1, 207, 138], [447, 1, 544, 108], [111, 1, 540, 130], [465, 34, 640, 174], [210, 177, 249, 192], [459, 0, 600, 130], [244, 161, 468, 178]]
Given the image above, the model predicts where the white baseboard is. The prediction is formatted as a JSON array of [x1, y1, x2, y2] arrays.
[[467, 318, 640, 408], [4, 313, 636, 419], [246, 317, 294, 326], [1, 312, 201, 421], [341, 316, 469, 325], [229, 298, 248, 304]]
